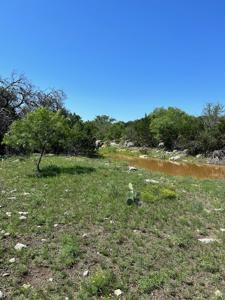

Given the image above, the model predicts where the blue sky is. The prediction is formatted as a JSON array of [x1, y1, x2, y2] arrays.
[[1, 0, 225, 121]]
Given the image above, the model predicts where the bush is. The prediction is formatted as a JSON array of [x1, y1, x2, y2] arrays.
[[58, 234, 79, 267], [79, 270, 115, 297], [160, 188, 177, 199], [139, 272, 168, 294]]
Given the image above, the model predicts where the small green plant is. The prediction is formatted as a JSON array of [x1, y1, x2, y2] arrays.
[[58, 234, 79, 267], [160, 188, 177, 199], [79, 270, 115, 297], [142, 191, 155, 202], [139, 271, 168, 294]]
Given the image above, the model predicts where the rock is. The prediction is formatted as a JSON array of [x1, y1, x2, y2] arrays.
[[126, 141, 134, 148], [54, 224, 59, 228], [22, 283, 31, 289], [215, 290, 223, 297], [158, 142, 164, 148], [19, 216, 27, 220], [169, 155, 181, 161], [198, 238, 217, 244], [128, 166, 137, 172], [212, 150, 225, 160], [22, 192, 30, 196], [214, 208, 223, 212], [83, 270, 89, 277], [2, 272, 10, 277], [196, 154, 202, 158], [9, 258, 16, 263], [220, 228, 225, 232], [139, 155, 148, 158], [6, 212, 12, 217], [82, 233, 88, 238], [4, 232, 10, 237], [114, 289, 123, 297], [41, 239, 47, 242], [145, 179, 159, 184], [48, 277, 53, 282], [95, 140, 103, 148], [18, 211, 28, 215], [14, 243, 27, 251], [0, 291, 3, 299]]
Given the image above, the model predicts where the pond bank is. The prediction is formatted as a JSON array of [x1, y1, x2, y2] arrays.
[[105, 153, 225, 180]]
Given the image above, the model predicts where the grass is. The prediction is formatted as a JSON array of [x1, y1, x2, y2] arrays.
[[100, 145, 208, 164], [1, 154, 225, 299]]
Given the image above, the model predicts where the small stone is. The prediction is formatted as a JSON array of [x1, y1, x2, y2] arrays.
[[83, 270, 89, 277], [4, 232, 10, 237], [214, 208, 223, 212], [0, 291, 3, 299], [41, 238, 47, 242], [198, 238, 217, 244], [145, 179, 159, 184], [19, 216, 27, 220], [6, 212, 12, 217], [48, 277, 53, 282], [82, 233, 88, 238], [14, 243, 27, 251], [114, 289, 123, 297], [128, 166, 137, 172], [18, 211, 28, 215], [9, 257, 16, 263], [54, 224, 58, 228], [2, 272, 10, 277], [220, 228, 225, 232], [215, 290, 223, 297], [22, 283, 31, 289], [8, 197, 16, 200], [0, 230, 5, 234]]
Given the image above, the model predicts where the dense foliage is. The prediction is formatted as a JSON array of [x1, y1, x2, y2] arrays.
[[1, 73, 225, 159]]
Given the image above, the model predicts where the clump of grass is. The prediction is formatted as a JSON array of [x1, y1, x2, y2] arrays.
[[160, 188, 177, 199], [58, 234, 80, 267], [142, 190, 155, 202], [139, 271, 169, 294], [79, 269, 116, 298]]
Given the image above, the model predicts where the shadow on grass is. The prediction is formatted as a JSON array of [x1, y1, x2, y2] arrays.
[[31, 164, 96, 177]]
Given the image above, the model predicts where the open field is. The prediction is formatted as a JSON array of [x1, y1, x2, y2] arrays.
[[1, 155, 225, 299]]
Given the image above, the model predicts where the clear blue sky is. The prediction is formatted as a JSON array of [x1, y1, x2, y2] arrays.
[[1, 0, 225, 121]]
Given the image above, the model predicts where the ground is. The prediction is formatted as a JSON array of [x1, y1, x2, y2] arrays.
[[1, 155, 225, 299]]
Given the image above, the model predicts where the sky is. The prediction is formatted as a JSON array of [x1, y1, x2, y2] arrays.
[[1, 0, 225, 121]]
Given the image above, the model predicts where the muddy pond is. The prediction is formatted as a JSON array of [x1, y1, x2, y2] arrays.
[[110, 154, 225, 180]]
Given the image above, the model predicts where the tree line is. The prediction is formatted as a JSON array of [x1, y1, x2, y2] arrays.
[[1, 73, 225, 169]]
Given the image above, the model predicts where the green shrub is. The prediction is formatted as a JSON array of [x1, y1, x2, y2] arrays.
[[160, 188, 176, 199], [139, 272, 168, 294], [142, 191, 155, 202], [80, 270, 115, 297], [58, 234, 79, 267]]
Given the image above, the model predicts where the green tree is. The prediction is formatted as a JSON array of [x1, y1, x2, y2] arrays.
[[124, 115, 154, 147], [149, 107, 195, 150], [3, 108, 69, 173]]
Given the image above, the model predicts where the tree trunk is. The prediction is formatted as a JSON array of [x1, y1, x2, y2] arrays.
[[37, 146, 45, 173]]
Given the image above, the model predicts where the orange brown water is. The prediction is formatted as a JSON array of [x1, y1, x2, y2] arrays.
[[110, 154, 225, 180]]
